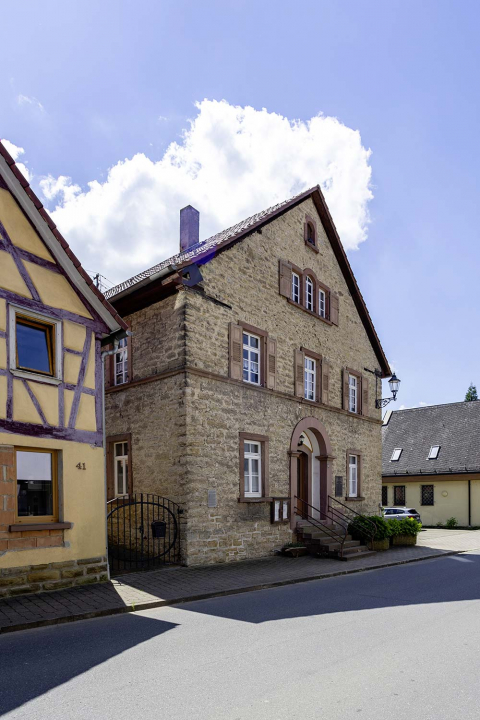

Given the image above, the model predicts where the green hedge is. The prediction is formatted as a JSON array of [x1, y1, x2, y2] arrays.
[[348, 515, 390, 542], [386, 518, 422, 537]]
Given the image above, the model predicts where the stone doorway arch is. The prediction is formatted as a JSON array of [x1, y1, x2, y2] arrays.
[[289, 417, 335, 529]]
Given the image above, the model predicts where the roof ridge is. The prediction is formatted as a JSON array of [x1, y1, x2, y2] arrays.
[[0, 139, 127, 331], [388, 400, 479, 415]]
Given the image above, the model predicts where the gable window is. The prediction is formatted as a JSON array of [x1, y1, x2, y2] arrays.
[[394, 485, 406, 505], [10, 306, 62, 382], [318, 289, 326, 318], [114, 441, 129, 497], [428, 445, 440, 459], [304, 356, 316, 401], [421, 484, 434, 506], [348, 455, 358, 497], [349, 374, 358, 413], [305, 276, 314, 312], [243, 332, 260, 385], [391, 448, 403, 461], [15, 448, 58, 523], [114, 337, 129, 386], [292, 272, 300, 303], [382, 486, 388, 506], [306, 222, 315, 245]]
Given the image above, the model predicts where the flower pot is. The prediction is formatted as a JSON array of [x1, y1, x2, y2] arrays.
[[283, 547, 308, 557], [369, 538, 390, 551], [392, 534, 417, 546]]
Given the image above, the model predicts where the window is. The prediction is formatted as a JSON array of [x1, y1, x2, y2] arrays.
[[421, 485, 434, 506], [349, 374, 358, 413], [292, 272, 300, 303], [394, 485, 406, 505], [10, 306, 61, 382], [243, 442, 261, 497], [382, 486, 388, 506], [305, 276, 314, 311], [15, 448, 57, 522], [304, 356, 316, 401], [348, 455, 358, 497], [428, 445, 440, 459], [391, 448, 403, 461], [242, 332, 260, 385], [306, 222, 315, 245], [318, 289, 326, 318], [114, 442, 129, 497], [114, 337, 129, 386]]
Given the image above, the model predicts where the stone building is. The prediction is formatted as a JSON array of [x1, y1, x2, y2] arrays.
[[0, 140, 128, 596], [104, 186, 391, 565]]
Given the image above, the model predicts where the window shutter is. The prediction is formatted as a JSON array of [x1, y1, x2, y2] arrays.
[[330, 292, 339, 325], [279, 260, 292, 299], [321, 360, 330, 405], [362, 375, 369, 416], [294, 348, 305, 397], [343, 368, 349, 410], [267, 338, 277, 390], [105, 345, 113, 389], [229, 323, 243, 380]]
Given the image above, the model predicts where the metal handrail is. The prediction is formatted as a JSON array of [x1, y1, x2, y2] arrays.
[[328, 496, 377, 546], [294, 496, 348, 558]]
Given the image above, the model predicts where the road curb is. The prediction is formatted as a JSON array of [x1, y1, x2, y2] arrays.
[[0, 548, 466, 635]]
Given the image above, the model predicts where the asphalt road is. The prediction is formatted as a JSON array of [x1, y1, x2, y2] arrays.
[[1, 551, 480, 720]]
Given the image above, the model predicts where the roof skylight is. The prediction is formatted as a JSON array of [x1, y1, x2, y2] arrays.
[[390, 448, 403, 461], [428, 445, 440, 459]]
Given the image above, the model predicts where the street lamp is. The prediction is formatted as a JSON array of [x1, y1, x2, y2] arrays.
[[376, 373, 401, 409]]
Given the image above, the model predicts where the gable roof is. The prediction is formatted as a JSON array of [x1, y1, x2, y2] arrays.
[[0, 140, 127, 334], [106, 185, 390, 376], [382, 401, 480, 476]]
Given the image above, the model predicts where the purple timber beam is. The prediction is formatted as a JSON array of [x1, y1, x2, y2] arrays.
[[5, 310, 12, 420], [22, 379, 49, 426], [0, 418, 102, 446], [94, 338, 102, 435], [0, 288, 107, 333], [68, 330, 91, 429], [0, 221, 42, 302], [0, 329, 6, 339], [14, 247, 62, 274], [64, 347, 83, 356]]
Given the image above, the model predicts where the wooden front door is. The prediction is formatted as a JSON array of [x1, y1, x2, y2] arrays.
[[297, 451, 309, 518]]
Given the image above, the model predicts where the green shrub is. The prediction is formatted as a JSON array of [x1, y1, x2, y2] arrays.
[[436, 521, 444, 528], [349, 515, 389, 542], [283, 541, 306, 549], [395, 518, 422, 536], [446, 517, 458, 529]]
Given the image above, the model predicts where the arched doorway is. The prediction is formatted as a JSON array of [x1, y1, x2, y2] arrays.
[[289, 417, 335, 529]]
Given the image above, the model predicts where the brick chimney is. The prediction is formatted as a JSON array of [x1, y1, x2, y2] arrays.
[[180, 205, 199, 252]]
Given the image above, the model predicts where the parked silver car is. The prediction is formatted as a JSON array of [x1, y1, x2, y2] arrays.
[[383, 507, 421, 522]]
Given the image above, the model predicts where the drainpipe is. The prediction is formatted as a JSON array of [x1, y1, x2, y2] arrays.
[[468, 479, 471, 527], [101, 338, 120, 581]]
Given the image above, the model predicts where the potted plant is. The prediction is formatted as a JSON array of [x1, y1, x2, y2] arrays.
[[282, 541, 308, 558], [389, 517, 422, 545], [348, 515, 390, 551]]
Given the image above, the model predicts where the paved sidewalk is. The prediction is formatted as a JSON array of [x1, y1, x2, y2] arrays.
[[1, 528, 480, 634]]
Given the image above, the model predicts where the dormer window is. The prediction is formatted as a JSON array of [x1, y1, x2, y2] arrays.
[[391, 448, 403, 461], [428, 445, 440, 459], [305, 276, 314, 312]]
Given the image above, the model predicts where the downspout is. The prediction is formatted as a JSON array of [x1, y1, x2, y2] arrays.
[[101, 337, 121, 581], [468, 479, 471, 527]]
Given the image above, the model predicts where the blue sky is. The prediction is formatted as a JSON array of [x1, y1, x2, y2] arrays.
[[1, 0, 479, 410]]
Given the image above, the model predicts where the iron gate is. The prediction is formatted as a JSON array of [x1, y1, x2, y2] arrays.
[[107, 493, 181, 575]]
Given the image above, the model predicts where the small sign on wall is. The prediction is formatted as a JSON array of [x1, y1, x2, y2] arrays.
[[271, 498, 290, 524], [335, 476, 344, 498]]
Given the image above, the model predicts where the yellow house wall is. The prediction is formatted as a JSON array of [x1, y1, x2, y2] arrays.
[[0, 188, 54, 261], [1, 434, 106, 568], [383, 476, 480, 526]]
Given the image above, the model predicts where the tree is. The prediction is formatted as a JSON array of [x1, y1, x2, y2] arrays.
[[465, 383, 478, 401]]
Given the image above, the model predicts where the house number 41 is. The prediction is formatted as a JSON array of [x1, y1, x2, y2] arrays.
[[76, 463, 86, 470]]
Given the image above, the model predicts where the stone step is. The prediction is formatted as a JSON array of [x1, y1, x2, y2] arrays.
[[342, 545, 371, 556], [300, 531, 351, 542], [304, 538, 359, 550]]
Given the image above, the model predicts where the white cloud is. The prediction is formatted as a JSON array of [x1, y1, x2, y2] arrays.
[[17, 94, 45, 113], [36, 99, 372, 284], [2, 139, 31, 182]]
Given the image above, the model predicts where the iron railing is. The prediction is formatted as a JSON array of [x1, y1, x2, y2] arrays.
[[327, 495, 377, 547], [107, 493, 182, 575], [295, 496, 349, 558]]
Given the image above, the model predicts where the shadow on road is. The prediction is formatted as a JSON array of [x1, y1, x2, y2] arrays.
[[0, 613, 177, 716]]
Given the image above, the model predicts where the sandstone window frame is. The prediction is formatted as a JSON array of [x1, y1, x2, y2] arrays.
[[9, 304, 63, 385], [304, 214, 319, 253], [114, 336, 129, 386], [107, 433, 132, 501], [305, 274, 315, 312], [279, 260, 338, 327], [113, 441, 129, 497], [343, 368, 369, 416], [291, 271, 300, 304], [239, 433, 270, 502], [345, 450, 364, 501], [14, 446, 59, 524], [242, 329, 261, 386]]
